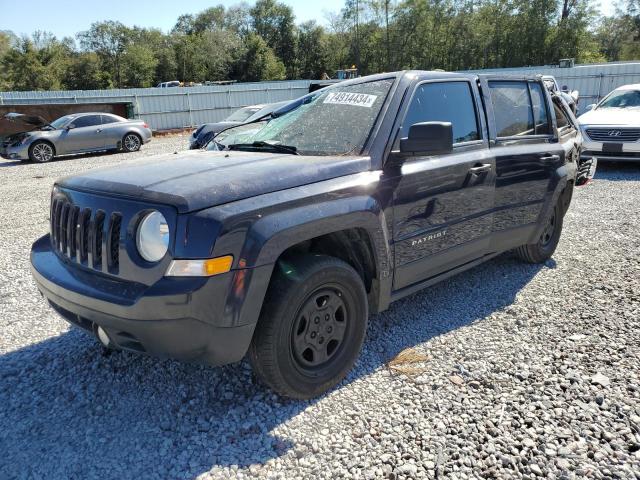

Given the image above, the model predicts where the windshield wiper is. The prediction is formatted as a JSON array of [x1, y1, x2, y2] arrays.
[[227, 141, 299, 155]]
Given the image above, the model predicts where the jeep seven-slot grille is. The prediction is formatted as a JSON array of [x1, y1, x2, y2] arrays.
[[586, 128, 640, 142], [50, 197, 122, 272]]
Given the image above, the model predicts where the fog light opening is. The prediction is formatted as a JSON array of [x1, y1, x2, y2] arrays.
[[96, 326, 111, 347]]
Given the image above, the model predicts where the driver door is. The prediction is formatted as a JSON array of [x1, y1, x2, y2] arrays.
[[59, 114, 105, 154], [391, 79, 496, 290]]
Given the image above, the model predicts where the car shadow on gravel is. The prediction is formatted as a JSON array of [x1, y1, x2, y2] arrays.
[[0, 150, 124, 168], [0, 252, 544, 478]]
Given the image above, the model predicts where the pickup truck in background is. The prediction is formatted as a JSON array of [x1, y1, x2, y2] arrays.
[[30, 71, 582, 399]]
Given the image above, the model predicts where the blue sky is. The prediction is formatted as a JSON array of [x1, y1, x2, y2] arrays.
[[0, 0, 617, 39], [0, 0, 345, 39]]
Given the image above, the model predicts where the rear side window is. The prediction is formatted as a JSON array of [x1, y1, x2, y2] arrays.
[[529, 83, 550, 135], [489, 81, 534, 137], [73, 115, 102, 128], [402, 81, 480, 144], [101, 114, 122, 125]]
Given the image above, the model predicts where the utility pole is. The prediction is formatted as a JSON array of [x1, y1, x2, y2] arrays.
[[385, 0, 390, 71], [355, 0, 360, 70]]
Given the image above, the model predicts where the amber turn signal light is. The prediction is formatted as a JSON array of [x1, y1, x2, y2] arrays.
[[165, 255, 234, 277]]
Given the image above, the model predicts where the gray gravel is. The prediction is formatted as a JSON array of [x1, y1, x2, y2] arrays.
[[1, 141, 639, 479]]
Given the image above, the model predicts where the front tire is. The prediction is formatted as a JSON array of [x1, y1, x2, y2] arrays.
[[515, 200, 564, 264], [249, 255, 368, 399], [28, 141, 55, 163], [122, 133, 141, 152]]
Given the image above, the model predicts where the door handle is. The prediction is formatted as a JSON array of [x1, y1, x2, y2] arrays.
[[540, 154, 560, 162], [96, 129, 102, 133], [469, 163, 491, 174]]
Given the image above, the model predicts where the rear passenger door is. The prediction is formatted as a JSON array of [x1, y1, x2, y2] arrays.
[[479, 77, 564, 251], [390, 79, 496, 290]]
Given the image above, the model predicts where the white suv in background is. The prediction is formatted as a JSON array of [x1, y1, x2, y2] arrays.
[[578, 84, 640, 162]]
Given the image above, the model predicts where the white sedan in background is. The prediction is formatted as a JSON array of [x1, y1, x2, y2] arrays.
[[578, 84, 640, 162]]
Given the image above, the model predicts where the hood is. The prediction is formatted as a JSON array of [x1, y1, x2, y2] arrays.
[[58, 150, 371, 213], [2, 131, 32, 146], [3, 112, 50, 128], [196, 121, 241, 138], [578, 107, 640, 126]]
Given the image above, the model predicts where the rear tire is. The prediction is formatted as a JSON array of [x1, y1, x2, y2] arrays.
[[249, 255, 368, 399], [515, 201, 564, 264], [122, 133, 141, 152], [28, 141, 55, 163]]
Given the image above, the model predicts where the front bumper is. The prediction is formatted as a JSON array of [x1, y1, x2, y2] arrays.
[[30, 235, 271, 366], [581, 137, 640, 162], [0, 143, 30, 160], [188, 136, 201, 149]]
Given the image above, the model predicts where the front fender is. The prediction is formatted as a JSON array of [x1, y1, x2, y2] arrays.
[[246, 195, 391, 270]]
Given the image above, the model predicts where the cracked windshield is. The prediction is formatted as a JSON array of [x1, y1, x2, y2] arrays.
[[210, 79, 393, 156]]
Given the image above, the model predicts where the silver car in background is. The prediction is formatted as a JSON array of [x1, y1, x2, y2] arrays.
[[578, 84, 640, 162], [1, 112, 152, 163]]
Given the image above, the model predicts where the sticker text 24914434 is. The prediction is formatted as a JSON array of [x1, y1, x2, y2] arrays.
[[323, 92, 378, 108]]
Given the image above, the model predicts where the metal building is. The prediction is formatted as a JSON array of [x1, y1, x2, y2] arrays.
[[463, 61, 640, 113], [0, 80, 312, 131]]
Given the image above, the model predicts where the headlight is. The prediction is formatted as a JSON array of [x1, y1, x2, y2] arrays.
[[136, 211, 169, 262]]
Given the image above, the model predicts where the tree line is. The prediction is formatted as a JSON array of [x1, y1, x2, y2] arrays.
[[0, 0, 639, 92]]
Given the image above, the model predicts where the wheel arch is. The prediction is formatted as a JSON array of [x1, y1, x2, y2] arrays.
[[239, 200, 393, 315], [29, 138, 57, 154]]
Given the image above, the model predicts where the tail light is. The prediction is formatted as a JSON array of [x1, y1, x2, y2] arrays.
[[142, 123, 149, 129]]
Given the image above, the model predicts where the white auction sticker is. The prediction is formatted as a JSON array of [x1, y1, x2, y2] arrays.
[[323, 92, 378, 108]]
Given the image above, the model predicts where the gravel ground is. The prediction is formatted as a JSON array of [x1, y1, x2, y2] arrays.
[[1, 139, 639, 479]]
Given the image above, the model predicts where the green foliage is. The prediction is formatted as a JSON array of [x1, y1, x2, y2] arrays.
[[0, 0, 636, 92], [235, 33, 286, 81], [250, 0, 298, 78], [297, 21, 331, 79]]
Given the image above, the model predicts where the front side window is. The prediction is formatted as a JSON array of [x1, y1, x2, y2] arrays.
[[597, 89, 640, 109], [214, 79, 394, 156], [50, 115, 74, 129], [401, 81, 480, 144], [489, 81, 534, 137], [73, 115, 102, 128]]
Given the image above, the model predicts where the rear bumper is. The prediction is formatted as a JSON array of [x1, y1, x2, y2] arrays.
[[30, 235, 272, 365], [142, 129, 153, 144]]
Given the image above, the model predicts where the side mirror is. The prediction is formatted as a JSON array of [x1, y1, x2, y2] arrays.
[[585, 104, 596, 111], [66, 124, 75, 130], [400, 122, 453, 156]]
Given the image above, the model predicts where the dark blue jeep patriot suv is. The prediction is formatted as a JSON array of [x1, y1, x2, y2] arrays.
[[30, 71, 582, 398]]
